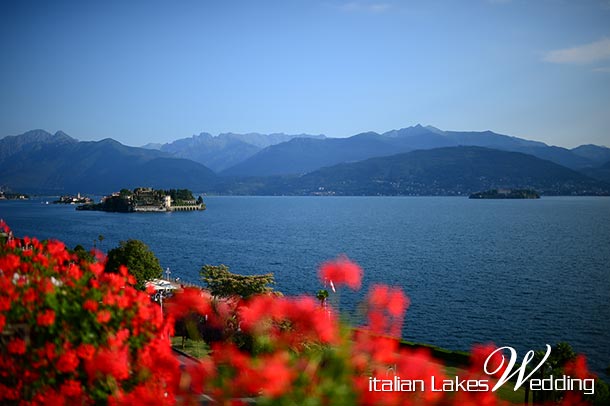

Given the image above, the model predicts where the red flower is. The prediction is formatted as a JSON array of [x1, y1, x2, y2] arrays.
[[76, 344, 95, 360], [108, 329, 130, 348], [88, 346, 130, 381], [564, 355, 591, 380], [66, 263, 83, 281], [59, 379, 83, 398], [22, 288, 38, 304], [0, 220, 180, 404], [396, 348, 447, 403], [97, 310, 111, 323], [239, 294, 278, 331], [319, 255, 363, 290], [46, 239, 69, 263], [57, 350, 79, 373], [469, 343, 507, 378], [365, 284, 409, 336], [36, 309, 56, 326], [0, 253, 20, 276], [257, 352, 295, 398], [103, 291, 117, 306], [115, 293, 131, 309], [368, 284, 409, 316], [7, 338, 26, 354], [83, 299, 99, 312], [166, 287, 212, 319], [44, 342, 57, 360], [89, 261, 104, 277]]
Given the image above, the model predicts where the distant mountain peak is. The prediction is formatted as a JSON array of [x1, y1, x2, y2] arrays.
[[98, 137, 120, 144], [424, 125, 445, 134], [141, 142, 163, 150], [353, 131, 380, 138], [573, 143, 610, 150], [23, 129, 52, 137], [0, 129, 77, 147], [157, 131, 328, 172], [570, 144, 610, 166], [382, 124, 442, 138]]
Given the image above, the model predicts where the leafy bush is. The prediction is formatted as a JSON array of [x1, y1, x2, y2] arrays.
[[200, 264, 274, 299], [0, 221, 177, 405], [106, 240, 163, 290]]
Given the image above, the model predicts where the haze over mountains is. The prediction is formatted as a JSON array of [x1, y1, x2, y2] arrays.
[[0, 130, 216, 193], [222, 125, 609, 176], [293, 147, 608, 196], [144, 132, 325, 172], [1, 125, 609, 195]]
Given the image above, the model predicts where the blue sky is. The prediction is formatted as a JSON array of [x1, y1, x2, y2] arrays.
[[1, 0, 609, 148]]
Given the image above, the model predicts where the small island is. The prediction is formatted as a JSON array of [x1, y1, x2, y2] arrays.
[[0, 191, 29, 200], [53, 193, 93, 204], [76, 187, 205, 212], [469, 189, 540, 199]]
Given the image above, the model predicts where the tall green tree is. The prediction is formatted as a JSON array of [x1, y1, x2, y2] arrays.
[[200, 264, 274, 299], [316, 289, 329, 306], [105, 240, 163, 290]]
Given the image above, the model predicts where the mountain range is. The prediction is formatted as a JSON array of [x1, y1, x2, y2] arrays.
[[221, 125, 610, 176], [1, 126, 609, 196], [290, 146, 608, 196], [144, 132, 325, 172], [0, 130, 216, 193]]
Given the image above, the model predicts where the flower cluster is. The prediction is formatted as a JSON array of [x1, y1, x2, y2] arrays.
[[319, 255, 363, 290], [168, 257, 483, 405], [1, 224, 596, 406], [0, 220, 178, 405]]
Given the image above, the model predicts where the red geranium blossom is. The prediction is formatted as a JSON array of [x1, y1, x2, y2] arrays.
[[83, 299, 98, 312], [1, 221, 180, 404], [56, 350, 79, 373], [7, 338, 26, 355], [166, 287, 212, 320], [36, 309, 56, 326], [318, 255, 363, 290], [469, 343, 508, 378], [564, 355, 592, 380], [59, 379, 83, 398], [97, 310, 111, 323]]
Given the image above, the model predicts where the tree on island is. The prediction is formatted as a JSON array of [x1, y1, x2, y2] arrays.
[[119, 188, 133, 198], [200, 264, 275, 298], [105, 239, 163, 290]]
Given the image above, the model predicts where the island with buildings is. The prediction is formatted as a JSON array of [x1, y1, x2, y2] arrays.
[[76, 187, 205, 212], [0, 190, 29, 200], [469, 189, 540, 199], [53, 193, 93, 204]]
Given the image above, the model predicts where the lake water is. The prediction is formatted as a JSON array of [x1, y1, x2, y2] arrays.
[[2, 196, 609, 374]]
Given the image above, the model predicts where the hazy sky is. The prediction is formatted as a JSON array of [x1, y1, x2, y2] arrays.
[[1, 0, 609, 148]]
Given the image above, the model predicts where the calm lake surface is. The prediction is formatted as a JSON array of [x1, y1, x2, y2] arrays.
[[2, 196, 609, 373]]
